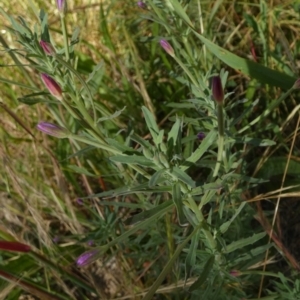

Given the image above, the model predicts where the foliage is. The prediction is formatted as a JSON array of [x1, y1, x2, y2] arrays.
[[0, 0, 300, 299]]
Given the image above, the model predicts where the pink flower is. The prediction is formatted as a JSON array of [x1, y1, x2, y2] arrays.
[[57, 0, 67, 14], [137, 1, 147, 9]]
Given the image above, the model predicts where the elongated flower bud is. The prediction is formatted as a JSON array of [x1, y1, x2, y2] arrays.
[[0, 241, 31, 252], [57, 0, 67, 14], [211, 75, 224, 104], [37, 122, 70, 138], [230, 270, 241, 277], [293, 78, 300, 89], [159, 39, 175, 57], [76, 249, 99, 267], [41, 73, 62, 100], [39, 40, 56, 56]]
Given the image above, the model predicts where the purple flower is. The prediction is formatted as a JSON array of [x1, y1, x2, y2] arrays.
[[76, 249, 99, 267], [137, 1, 147, 9], [37, 122, 70, 138], [39, 40, 55, 56], [52, 236, 60, 244], [159, 39, 175, 57], [197, 132, 205, 141], [41, 73, 63, 100], [57, 0, 67, 14], [87, 240, 94, 246], [211, 75, 224, 104], [76, 198, 84, 205]]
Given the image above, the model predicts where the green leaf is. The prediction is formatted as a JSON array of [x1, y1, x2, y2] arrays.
[[191, 180, 223, 196], [224, 232, 266, 254], [82, 61, 105, 97], [168, 117, 181, 146], [229, 137, 276, 147], [172, 167, 196, 188], [189, 255, 215, 292], [149, 169, 165, 187], [124, 200, 173, 225], [109, 155, 156, 167], [219, 202, 246, 234], [256, 157, 300, 178], [97, 106, 126, 123], [143, 224, 202, 300], [67, 165, 96, 177], [181, 130, 217, 171], [193, 31, 296, 90], [185, 230, 200, 280], [142, 106, 160, 144], [105, 138, 136, 153], [172, 182, 186, 225], [167, 0, 193, 27]]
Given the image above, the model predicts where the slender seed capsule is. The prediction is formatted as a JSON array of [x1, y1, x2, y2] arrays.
[[0, 241, 31, 252]]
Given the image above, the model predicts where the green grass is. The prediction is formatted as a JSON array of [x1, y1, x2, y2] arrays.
[[1, 0, 300, 299]]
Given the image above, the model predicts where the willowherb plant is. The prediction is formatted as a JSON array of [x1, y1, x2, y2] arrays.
[[1, 0, 300, 299]]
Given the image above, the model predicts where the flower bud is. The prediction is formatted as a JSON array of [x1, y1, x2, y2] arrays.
[[41, 73, 63, 100], [197, 132, 205, 141], [57, 0, 67, 14], [0, 241, 31, 252], [137, 1, 147, 9], [76, 249, 99, 267], [76, 198, 84, 205], [211, 75, 224, 104], [293, 78, 300, 89], [159, 39, 175, 57], [87, 240, 94, 246], [230, 269, 241, 277], [37, 122, 70, 138], [39, 40, 56, 56]]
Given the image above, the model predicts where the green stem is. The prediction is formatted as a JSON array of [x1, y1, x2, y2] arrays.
[[70, 134, 121, 154], [54, 55, 97, 123], [180, 184, 217, 252], [60, 14, 70, 62], [173, 56, 199, 89], [213, 103, 224, 177]]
